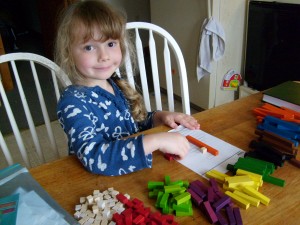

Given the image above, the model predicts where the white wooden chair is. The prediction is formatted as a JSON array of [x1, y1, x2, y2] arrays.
[[0, 52, 71, 168], [122, 22, 191, 115]]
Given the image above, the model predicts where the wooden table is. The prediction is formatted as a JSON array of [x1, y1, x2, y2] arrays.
[[30, 93, 300, 224]]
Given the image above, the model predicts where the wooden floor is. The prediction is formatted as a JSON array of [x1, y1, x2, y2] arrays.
[[0, 93, 200, 169]]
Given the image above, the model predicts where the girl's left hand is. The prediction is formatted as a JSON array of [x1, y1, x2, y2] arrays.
[[154, 111, 200, 130]]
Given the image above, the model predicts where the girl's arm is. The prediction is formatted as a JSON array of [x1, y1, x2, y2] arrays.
[[57, 97, 152, 176]]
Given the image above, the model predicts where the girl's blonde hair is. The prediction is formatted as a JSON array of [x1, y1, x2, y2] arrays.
[[54, 0, 147, 121]]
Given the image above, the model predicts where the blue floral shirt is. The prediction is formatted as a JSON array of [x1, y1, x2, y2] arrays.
[[57, 79, 153, 176]]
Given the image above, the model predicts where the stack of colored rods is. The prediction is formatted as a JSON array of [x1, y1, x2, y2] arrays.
[[206, 168, 271, 211], [252, 103, 300, 168], [148, 176, 193, 217], [227, 156, 285, 187], [187, 178, 243, 225]]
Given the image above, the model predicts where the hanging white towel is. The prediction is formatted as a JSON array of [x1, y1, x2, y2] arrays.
[[197, 17, 225, 81]]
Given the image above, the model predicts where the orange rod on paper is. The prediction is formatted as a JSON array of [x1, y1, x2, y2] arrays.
[[186, 135, 219, 156]]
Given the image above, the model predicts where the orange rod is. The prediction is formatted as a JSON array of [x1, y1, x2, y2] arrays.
[[186, 135, 219, 156]]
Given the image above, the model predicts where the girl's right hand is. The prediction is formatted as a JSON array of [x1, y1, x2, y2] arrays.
[[143, 132, 190, 159]]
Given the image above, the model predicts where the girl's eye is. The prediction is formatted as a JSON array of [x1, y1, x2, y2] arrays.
[[108, 41, 117, 47], [84, 45, 94, 51]]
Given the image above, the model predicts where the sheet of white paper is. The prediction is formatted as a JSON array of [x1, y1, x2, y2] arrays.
[[170, 126, 245, 177]]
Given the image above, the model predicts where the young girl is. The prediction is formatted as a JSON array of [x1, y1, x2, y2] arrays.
[[55, 0, 200, 176]]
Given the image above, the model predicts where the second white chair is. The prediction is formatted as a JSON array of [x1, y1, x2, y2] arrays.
[[123, 22, 191, 115]]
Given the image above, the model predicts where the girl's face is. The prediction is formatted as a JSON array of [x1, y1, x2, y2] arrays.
[[71, 27, 122, 87]]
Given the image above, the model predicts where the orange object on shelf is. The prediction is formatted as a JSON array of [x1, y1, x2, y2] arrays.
[[253, 103, 300, 123]]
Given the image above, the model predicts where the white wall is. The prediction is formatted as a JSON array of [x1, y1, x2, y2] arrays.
[[151, 0, 210, 108], [212, 0, 247, 108], [107, 0, 150, 22], [151, 0, 248, 109], [113, 0, 300, 109]]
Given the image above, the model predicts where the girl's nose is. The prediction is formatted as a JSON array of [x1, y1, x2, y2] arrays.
[[98, 47, 109, 62]]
